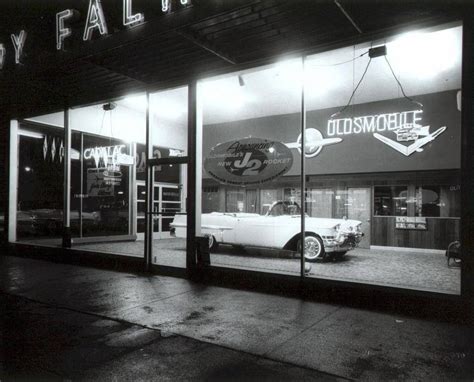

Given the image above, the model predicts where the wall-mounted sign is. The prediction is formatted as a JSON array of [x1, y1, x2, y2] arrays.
[[373, 125, 446, 157], [396, 216, 427, 230], [204, 137, 293, 186], [203, 91, 461, 176], [327, 109, 447, 157]]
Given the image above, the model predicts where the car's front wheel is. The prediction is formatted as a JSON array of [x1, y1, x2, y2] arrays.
[[297, 234, 325, 262]]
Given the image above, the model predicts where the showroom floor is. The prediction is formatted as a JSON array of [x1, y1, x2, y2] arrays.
[[71, 238, 461, 295]]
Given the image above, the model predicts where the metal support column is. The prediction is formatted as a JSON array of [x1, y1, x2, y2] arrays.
[[62, 108, 71, 248], [8, 120, 19, 244], [187, 81, 202, 273], [300, 57, 307, 278], [145, 92, 153, 271], [461, 14, 474, 301]]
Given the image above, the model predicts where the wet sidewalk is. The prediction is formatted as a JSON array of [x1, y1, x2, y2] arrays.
[[1, 255, 473, 381]]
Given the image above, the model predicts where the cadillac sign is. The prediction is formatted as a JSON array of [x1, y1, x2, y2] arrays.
[[204, 137, 293, 186]]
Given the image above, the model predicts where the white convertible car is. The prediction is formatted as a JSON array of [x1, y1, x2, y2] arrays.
[[170, 201, 363, 261]]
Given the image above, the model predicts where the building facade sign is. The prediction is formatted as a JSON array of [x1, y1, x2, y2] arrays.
[[0, 0, 192, 66]]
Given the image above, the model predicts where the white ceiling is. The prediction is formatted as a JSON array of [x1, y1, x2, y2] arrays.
[[197, 24, 462, 125]]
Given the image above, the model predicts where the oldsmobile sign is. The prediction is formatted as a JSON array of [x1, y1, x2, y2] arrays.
[[204, 137, 293, 186]]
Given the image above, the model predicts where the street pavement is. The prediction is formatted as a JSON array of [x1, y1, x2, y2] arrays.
[[1, 254, 473, 381]]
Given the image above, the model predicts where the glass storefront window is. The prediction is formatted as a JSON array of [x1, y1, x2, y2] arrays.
[[200, 60, 303, 275], [16, 125, 65, 241], [415, 185, 461, 218], [8, 20, 463, 296], [149, 86, 188, 268], [67, 94, 146, 256], [301, 23, 462, 294], [71, 133, 131, 237], [374, 186, 408, 216]]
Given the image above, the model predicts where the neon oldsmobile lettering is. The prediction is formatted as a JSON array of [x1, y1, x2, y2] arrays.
[[0, 0, 192, 65], [84, 144, 126, 168], [327, 110, 423, 137]]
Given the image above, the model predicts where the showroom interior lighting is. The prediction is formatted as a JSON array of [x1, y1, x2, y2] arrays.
[[387, 27, 459, 78], [274, 58, 304, 88], [121, 93, 186, 121], [201, 77, 251, 109]]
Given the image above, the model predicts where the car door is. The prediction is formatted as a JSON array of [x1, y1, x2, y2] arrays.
[[233, 215, 275, 248]]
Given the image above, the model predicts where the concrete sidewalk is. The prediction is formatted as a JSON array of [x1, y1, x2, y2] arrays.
[[1, 255, 473, 381]]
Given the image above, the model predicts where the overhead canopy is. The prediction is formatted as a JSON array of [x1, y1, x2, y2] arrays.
[[0, 0, 466, 118]]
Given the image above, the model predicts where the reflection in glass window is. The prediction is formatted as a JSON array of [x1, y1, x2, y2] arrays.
[[416, 185, 460, 217], [17, 126, 64, 239], [374, 186, 408, 216], [416, 186, 440, 217]]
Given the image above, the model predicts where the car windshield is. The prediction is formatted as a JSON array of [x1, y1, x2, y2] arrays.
[[266, 201, 301, 216]]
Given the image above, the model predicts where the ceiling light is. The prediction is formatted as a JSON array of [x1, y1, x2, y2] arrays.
[[387, 28, 459, 78]]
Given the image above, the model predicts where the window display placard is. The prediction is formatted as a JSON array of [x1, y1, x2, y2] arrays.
[[396, 216, 427, 230], [204, 137, 293, 186]]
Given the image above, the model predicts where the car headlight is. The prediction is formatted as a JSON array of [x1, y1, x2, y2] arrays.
[[334, 224, 341, 232]]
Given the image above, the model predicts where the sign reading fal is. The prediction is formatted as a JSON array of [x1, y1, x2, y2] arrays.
[[0, 0, 191, 68], [327, 109, 446, 157]]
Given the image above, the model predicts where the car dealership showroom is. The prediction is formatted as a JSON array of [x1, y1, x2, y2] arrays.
[[1, 1, 472, 304]]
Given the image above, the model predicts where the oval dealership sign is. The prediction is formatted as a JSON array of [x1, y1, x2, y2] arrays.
[[204, 137, 293, 186]]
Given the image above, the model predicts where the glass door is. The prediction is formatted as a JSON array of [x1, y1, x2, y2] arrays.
[[148, 85, 188, 269], [153, 184, 182, 239], [136, 181, 146, 239], [147, 163, 187, 268]]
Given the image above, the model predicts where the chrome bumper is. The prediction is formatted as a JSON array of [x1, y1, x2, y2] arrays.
[[323, 232, 363, 252]]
